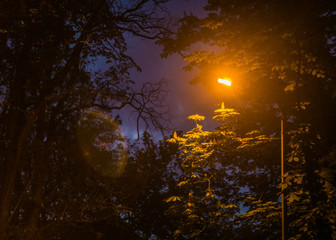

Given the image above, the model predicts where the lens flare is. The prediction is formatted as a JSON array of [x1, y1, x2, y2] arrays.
[[76, 109, 128, 178]]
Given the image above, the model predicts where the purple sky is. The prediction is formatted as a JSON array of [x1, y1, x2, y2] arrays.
[[123, 0, 224, 138]]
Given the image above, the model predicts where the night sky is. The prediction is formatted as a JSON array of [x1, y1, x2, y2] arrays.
[[124, 0, 221, 138]]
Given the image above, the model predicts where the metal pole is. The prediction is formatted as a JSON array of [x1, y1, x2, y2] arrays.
[[281, 118, 286, 240]]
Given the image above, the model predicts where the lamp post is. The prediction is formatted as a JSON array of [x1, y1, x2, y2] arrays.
[[281, 116, 286, 240], [218, 77, 286, 240]]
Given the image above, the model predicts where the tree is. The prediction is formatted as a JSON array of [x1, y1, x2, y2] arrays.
[[159, 0, 336, 238], [0, 0, 171, 239], [166, 109, 238, 239], [115, 131, 181, 239], [166, 104, 273, 239]]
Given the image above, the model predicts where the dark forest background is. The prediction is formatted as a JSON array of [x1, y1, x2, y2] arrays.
[[1, 0, 336, 239]]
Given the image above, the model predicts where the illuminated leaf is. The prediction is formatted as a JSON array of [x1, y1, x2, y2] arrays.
[[285, 82, 295, 92], [288, 192, 300, 203], [165, 196, 182, 203], [177, 180, 188, 187], [187, 114, 205, 122]]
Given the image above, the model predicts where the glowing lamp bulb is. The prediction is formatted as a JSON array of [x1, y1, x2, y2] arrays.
[[218, 78, 232, 86]]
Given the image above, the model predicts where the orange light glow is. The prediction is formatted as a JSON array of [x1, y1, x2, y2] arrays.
[[218, 78, 232, 86]]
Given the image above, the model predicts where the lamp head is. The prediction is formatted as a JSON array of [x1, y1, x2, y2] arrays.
[[218, 78, 232, 86]]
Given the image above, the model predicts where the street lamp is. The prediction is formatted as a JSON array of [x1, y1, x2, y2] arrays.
[[218, 78, 286, 240], [218, 77, 232, 86]]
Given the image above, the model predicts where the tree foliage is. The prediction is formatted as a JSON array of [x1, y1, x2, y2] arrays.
[[119, 131, 181, 239], [166, 107, 239, 239], [166, 104, 275, 239]]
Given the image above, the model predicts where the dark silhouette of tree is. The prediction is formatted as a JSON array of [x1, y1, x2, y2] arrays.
[[0, 0, 171, 239], [116, 131, 181, 239]]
